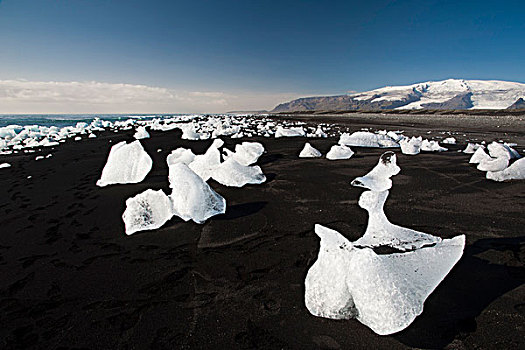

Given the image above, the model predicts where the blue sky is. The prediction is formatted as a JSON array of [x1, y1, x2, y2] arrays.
[[0, 0, 524, 112]]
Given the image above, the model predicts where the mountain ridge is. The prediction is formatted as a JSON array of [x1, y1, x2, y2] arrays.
[[272, 79, 525, 112]]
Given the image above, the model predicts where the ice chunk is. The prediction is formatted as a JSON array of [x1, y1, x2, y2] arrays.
[[399, 137, 422, 155], [35, 156, 44, 161], [326, 144, 354, 160], [305, 224, 465, 335], [122, 189, 174, 235], [339, 132, 399, 148], [314, 126, 327, 138], [275, 126, 305, 138], [299, 143, 322, 158], [96, 140, 153, 187], [212, 158, 266, 187], [442, 137, 456, 144], [469, 147, 491, 164], [0, 163, 11, 169], [420, 140, 447, 152], [304, 225, 357, 320], [477, 156, 509, 172], [463, 143, 483, 154], [166, 148, 196, 166], [169, 163, 226, 223], [487, 141, 520, 159], [223, 142, 265, 166], [355, 191, 441, 250], [134, 126, 150, 140], [486, 158, 525, 181], [188, 141, 222, 181], [503, 143, 521, 159], [180, 123, 205, 140], [351, 152, 400, 191]]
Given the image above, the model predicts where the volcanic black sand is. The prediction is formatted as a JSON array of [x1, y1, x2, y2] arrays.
[[0, 114, 524, 349]]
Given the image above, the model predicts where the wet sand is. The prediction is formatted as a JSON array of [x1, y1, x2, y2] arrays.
[[0, 114, 524, 349]]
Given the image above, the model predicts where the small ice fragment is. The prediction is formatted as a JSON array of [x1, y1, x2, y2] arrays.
[[399, 137, 422, 155], [35, 156, 44, 161], [442, 137, 456, 144], [463, 143, 482, 154], [351, 152, 400, 191], [477, 156, 509, 172], [96, 140, 153, 187], [222, 142, 265, 166], [212, 158, 266, 187], [275, 126, 305, 138], [134, 126, 150, 140], [74, 136, 81, 141], [169, 163, 226, 224], [469, 147, 491, 164], [486, 158, 525, 181], [188, 142, 222, 181], [326, 145, 354, 160], [420, 140, 447, 152], [122, 189, 174, 235], [0, 163, 11, 169], [166, 148, 196, 166], [339, 132, 399, 148], [299, 143, 322, 158]]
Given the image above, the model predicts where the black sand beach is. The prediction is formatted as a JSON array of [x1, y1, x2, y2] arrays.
[[0, 114, 524, 349]]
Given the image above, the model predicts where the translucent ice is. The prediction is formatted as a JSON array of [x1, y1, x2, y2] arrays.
[[487, 141, 520, 159], [188, 140, 222, 181], [463, 143, 483, 154], [339, 132, 399, 148], [486, 158, 525, 182], [305, 224, 465, 335], [96, 140, 153, 187], [299, 143, 322, 158], [351, 152, 400, 191], [306, 151, 466, 334], [168, 163, 226, 223], [134, 126, 150, 140], [275, 126, 305, 138], [122, 189, 174, 235], [166, 148, 196, 166], [355, 190, 441, 250], [420, 140, 447, 152], [223, 142, 265, 166], [477, 155, 509, 172], [326, 144, 354, 160], [399, 137, 422, 155], [212, 158, 266, 187], [469, 147, 491, 164]]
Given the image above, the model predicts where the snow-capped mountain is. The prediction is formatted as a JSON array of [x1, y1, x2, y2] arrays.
[[272, 79, 525, 112]]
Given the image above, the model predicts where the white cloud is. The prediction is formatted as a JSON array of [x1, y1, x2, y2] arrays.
[[0, 79, 304, 113]]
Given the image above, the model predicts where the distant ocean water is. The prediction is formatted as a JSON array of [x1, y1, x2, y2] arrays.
[[0, 114, 176, 128]]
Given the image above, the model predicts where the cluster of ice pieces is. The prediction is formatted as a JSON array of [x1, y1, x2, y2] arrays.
[[468, 141, 524, 181], [0, 115, 333, 157], [298, 142, 356, 160], [0, 118, 112, 155], [305, 152, 465, 335], [166, 139, 267, 187], [114, 139, 267, 235], [337, 131, 448, 156]]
